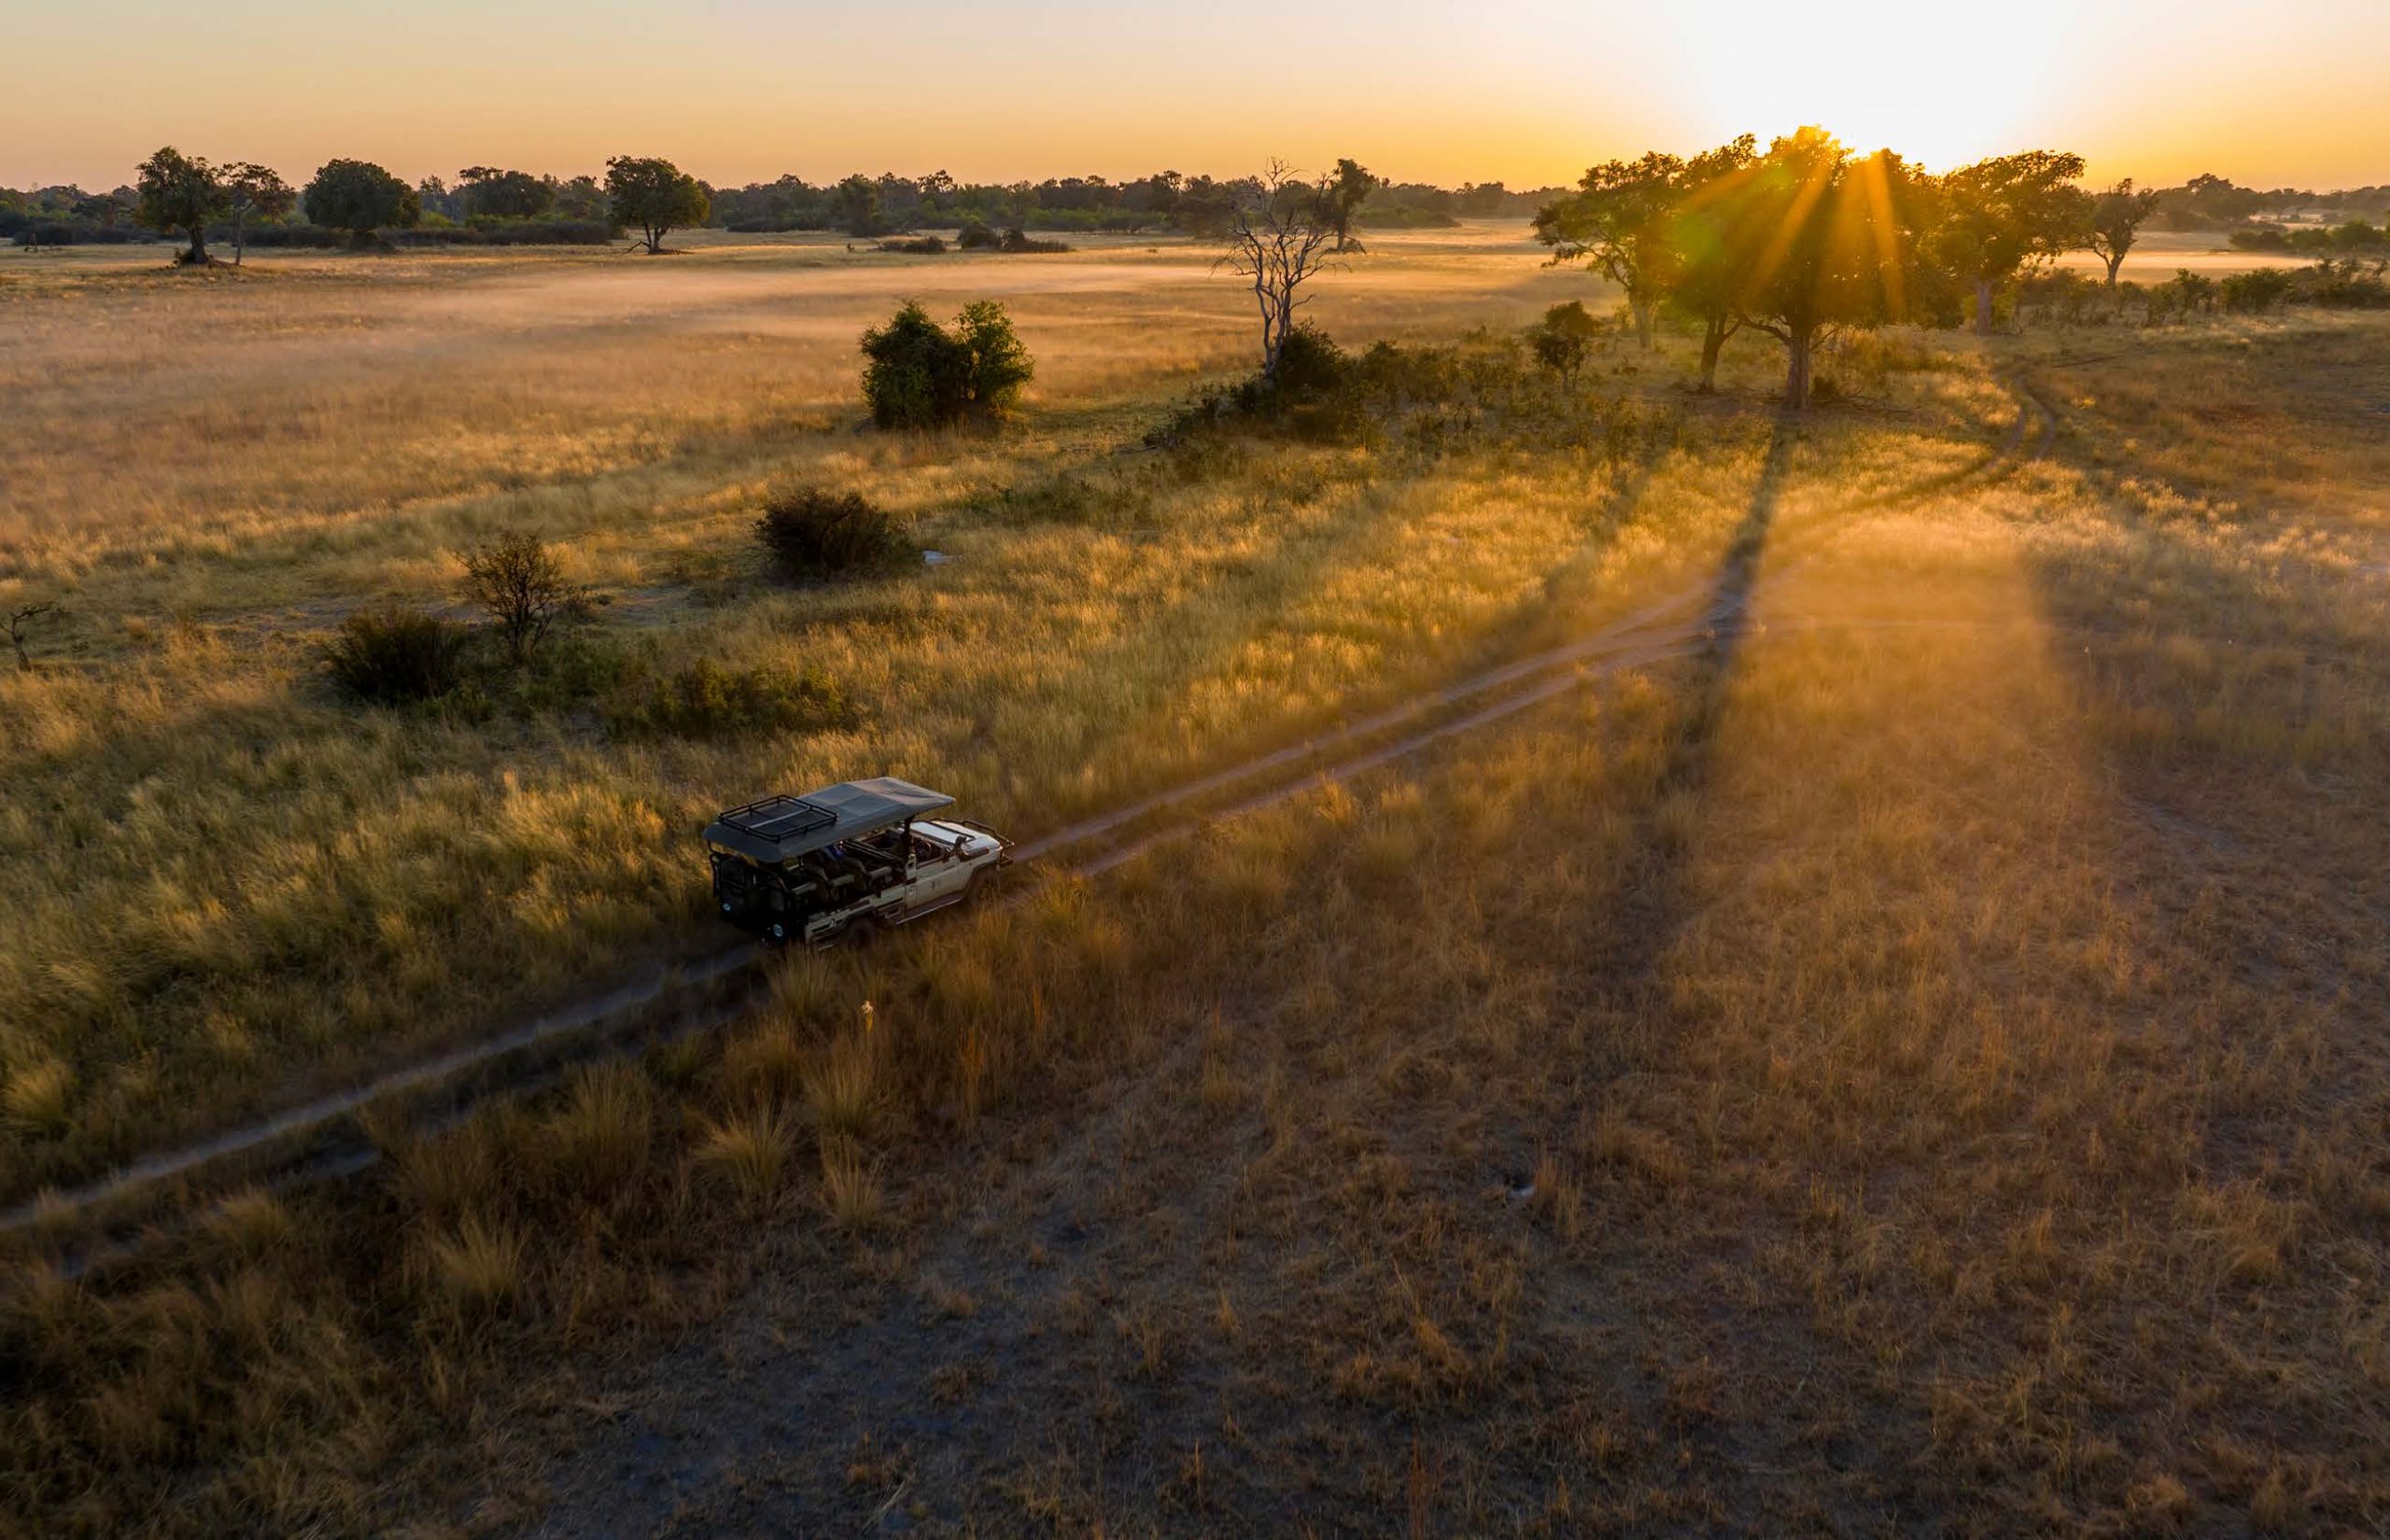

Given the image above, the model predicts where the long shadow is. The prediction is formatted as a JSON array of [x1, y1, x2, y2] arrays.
[[1570, 415, 1798, 1038]]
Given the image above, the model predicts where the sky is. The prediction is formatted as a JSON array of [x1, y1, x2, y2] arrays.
[[5, 0, 2386, 192]]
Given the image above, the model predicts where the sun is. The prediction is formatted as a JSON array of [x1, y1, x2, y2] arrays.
[[1669, 0, 2069, 169]]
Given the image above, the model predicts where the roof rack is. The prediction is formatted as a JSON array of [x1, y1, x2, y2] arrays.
[[704, 777, 958, 864], [716, 794, 837, 844]]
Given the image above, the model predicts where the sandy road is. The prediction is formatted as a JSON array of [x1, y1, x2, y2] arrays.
[[1, 384, 2055, 1242]]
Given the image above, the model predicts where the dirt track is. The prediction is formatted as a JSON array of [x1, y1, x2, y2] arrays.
[[2, 385, 2053, 1242]]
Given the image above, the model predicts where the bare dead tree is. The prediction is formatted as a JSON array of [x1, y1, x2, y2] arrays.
[[1216, 161, 1343, 381], [7, 602, 58, 671]]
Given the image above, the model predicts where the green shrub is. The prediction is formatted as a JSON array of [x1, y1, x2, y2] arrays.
[[956, 221, 1000, 250], [2308, 259, 2390, 307], [2220, 268, 2295, 314], [857, 300, 1034, 429], [859, 301, 970, 428], [609, 658, 855, 739], [1526, 301, 1599, 384], [322, 606, 468, 703], [999, 228, 1070, 253], [1272, 322, 1347, 397], [954, 300, 1034, 413], [754, 487, 915, 581], [879, 235, 946, 255]]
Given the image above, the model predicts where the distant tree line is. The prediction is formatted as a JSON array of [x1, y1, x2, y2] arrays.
[[0, 155, 1562, 249]]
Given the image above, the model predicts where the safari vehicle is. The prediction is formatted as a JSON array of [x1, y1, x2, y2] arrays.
[[704, 777, 1011, 945]]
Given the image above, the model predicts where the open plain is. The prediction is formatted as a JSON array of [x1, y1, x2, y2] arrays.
[[4, 223, 2389, 1536]]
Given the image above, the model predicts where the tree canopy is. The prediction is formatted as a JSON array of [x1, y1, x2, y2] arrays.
[[302, 159, 419, 245], [221, 162, 293, 264], [2088, 179, 2163, 286], [1534, 151, 1691, 348], [1327, 158, 1381, 252], [458, 167, 555, 220], [134, 147, 228, 265], [1718, 130, 1929, 409], [605, 157, 710, 253], [1931, 150, 2091, 333]]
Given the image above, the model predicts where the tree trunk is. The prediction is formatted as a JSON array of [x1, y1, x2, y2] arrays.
[[182, 227, 208, 266], [1634, 297, 1656, 351], [1974, 277, 1995, 337], [1697, 316, 1728, 393], [1784, 327, 1814, 412], [2103, 249, 2125, 287]]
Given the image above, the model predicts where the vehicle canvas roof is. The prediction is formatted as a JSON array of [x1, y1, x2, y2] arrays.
[[705, 777, 957, 863]]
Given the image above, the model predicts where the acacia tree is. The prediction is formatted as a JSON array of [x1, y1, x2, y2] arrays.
[[1727, 130, 1924, 411], [134, 147, 227, 265], [1535, 152, 1686, 349], [2088, 178, 2162, 287], [1933, 149, 2091, 334], [1218, 161, 1343, 381], [606, 157, 710, 253], [1327, 157, 1381, 252], [303, 159, 419, 247], [223, 162, 293, 265]]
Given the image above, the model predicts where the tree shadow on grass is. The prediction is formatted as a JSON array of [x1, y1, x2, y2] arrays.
[[1570, 416, 1796, 1041]]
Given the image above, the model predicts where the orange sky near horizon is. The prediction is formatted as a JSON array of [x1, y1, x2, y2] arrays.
[[4, 0, 2385, 192]]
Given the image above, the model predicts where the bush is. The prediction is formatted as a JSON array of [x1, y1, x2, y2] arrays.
[[755, 487, 915, 580], [2307, 259, 2390, 308], [860, 301, 971, 427], [2221, 268, 2296, 314], [609, 658, 855, 739], [954, 300, 1034, 413], [1526, 301, 1599, 384], [999, 228, 1070, 254], [323, 606, 468, 703], [459, 531, 576, 665], [879, 235, 946, 255], [858, 300, 1034, 429], [1272, 322, 1348, 397], [956, 221, 1001, 250]]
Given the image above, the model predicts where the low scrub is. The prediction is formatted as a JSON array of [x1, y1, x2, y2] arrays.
[[878, 235, 946, 255], [232, 219, 620, 249], [321, 605, 469, 703], [754, 487, 915, 580], [607, 656, 856, 740], [999, 228, 1070, 254]]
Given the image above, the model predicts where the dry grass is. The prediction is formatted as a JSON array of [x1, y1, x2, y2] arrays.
[[3, 234, 2387, 1537], [13, 226, 1988, 1197]]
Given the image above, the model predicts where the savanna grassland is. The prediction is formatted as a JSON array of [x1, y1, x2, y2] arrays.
[[4, 227, 2389, 1538], [1, 223, 1732, 1197]]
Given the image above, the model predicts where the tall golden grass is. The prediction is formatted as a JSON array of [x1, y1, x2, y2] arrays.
[[3, 237, 2385, 1534], [0, 232, 2007, 1198]]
